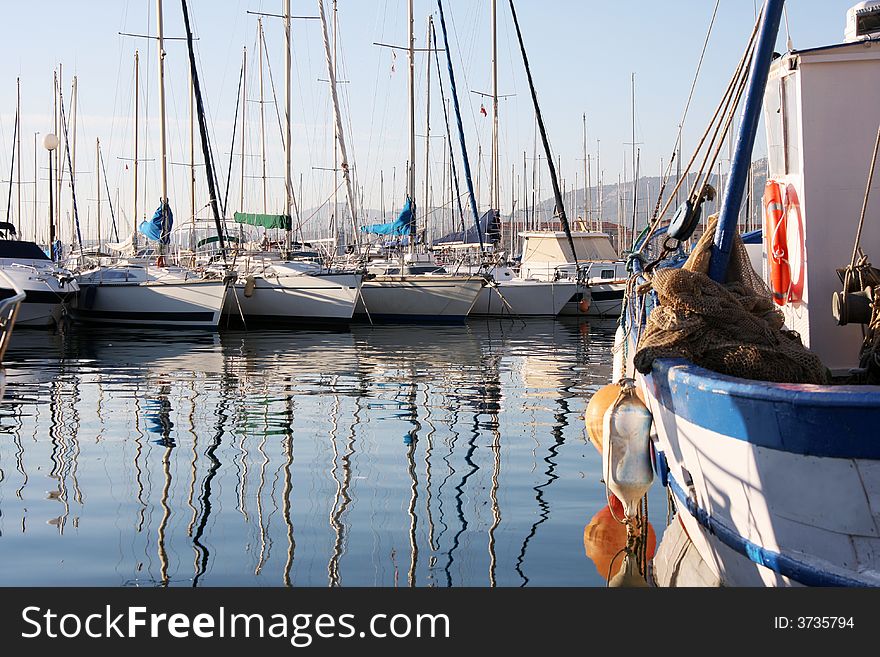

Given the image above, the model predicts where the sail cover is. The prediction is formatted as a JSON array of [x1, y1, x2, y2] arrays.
[[434, 209, 501, 245], [361, 197, 415, 236], [234, 212, 292, 230], [139, 201, 173, 244]]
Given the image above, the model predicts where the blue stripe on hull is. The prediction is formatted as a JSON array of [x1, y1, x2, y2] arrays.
[[647, 358, 880, 459], [665, 469, 877, 587]]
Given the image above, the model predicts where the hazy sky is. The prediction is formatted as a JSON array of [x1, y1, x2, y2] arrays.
[[0, 0, 863, 242]]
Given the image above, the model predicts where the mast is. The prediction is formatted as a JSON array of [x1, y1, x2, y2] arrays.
[[709, 0, 785, 282], [583, 113, 590, 228], [408, 0, 416, 250], [284, 1, 293, 251], [630, 73, 636, 233], [190, 58, 196, 250], [181, 0, 227, 257], [597, 139, 602, 231], [16, 78, 21, 230], [332, 0, 338, 250], [33, 132, 38, 243], [507, 0, 577, 260], [71, 76, 78, 247], [157, 0, 170, 249], [258, 18, 268, 214], [133, 51, 140, 252], [318, 0, 359, 249], [96, 138, 101, 252], [56, 65, 62, 241], [491, 0, 499, 213], [435, 0, 483, 252], [423, 16, 432, 242], [240, 46, 247, 213]]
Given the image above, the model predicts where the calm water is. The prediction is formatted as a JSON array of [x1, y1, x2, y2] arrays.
[[0, 318, 665, 587]]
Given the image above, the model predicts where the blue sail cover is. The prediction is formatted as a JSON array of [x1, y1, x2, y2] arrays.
[[434, 209, 501, 245], [139, 201, 173, 244], [361, 197, 414, 236]]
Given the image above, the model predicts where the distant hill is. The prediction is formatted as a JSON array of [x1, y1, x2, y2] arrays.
[[297, 158, 769, 244]]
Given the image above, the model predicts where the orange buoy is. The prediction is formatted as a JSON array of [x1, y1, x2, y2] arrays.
[[585, 383, 621, 454], [578, 298, 591, 313], [585, 382, 647, 454], [583, 505, 656, 580]]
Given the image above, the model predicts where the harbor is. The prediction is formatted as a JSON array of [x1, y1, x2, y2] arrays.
[[0, 0, 879, 592]]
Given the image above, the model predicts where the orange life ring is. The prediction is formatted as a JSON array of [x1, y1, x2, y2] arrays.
[[763, 181, 790, 306], [783, 184, 805, 304]]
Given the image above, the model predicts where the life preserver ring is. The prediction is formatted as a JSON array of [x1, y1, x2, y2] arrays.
[[783, 184, 805, 304], [763, 181, 790, 305]]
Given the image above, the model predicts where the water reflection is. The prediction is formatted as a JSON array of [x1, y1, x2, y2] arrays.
[[0, 319, 665, 586]]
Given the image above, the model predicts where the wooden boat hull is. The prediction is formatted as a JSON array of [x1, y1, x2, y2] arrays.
[[641, 357, 880, 587]]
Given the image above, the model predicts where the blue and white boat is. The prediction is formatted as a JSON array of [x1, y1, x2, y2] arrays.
[[621, 0, 880, 586]]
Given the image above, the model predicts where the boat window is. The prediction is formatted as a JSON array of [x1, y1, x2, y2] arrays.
[[600, 269, 615, 279], [782, 74, 800, 175], [858, 9, 880, 36], [764, 78, 785, 176], [0, 240, 51, 260]]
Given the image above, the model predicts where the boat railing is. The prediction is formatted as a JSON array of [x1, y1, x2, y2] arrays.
[[0, 269, 26, 362]]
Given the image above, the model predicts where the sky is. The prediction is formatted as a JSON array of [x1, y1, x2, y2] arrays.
[[0, 0, 864, 243]]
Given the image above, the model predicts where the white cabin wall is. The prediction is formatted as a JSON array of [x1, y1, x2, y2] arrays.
[[796, 44, 880, 372]]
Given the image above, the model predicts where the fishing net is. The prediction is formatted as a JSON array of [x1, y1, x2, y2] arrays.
[[634, 216, 830, 384]]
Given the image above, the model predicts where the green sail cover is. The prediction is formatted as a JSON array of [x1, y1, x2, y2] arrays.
[[233, 212, 292, 230]]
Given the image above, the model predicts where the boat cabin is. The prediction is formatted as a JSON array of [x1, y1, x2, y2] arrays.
[[762, 5, 880, 372], [517, 231, 624, 282]]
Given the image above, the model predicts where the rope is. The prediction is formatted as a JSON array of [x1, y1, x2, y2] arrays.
[[437, 0, 485, 253], [850, 122, 880, 270], [633, 9, 764, 258]]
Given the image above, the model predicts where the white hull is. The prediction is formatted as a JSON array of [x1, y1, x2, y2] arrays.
[[639, 365, 880, 587], [74, 279, 227, 328], [471, 279, 576, 316], [223, 272, 361, 323], [0, 261, 78, 327], [356, 275, 483, 321], [558, 282, 623, 318]]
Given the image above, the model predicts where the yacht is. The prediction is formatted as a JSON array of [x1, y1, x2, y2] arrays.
[[518, 230, 626, 317], [0, 226, 78, 327], [357, 252, 485, 322]]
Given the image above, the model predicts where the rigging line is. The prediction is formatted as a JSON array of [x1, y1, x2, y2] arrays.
[[99, 145, 121, 241], [58, 90, 84, 251], [436, 0, 484, 252], [5, 103, 18, 226], [260, 25, 302, 225], [222, 59, 244, 217], [181, 0, 227, 260], [635, 8, 763, 253], [507, 0, 577, 261], [651, 0, 722, 220], [431, 20, 465, 234], [850, 121, 880, 270]]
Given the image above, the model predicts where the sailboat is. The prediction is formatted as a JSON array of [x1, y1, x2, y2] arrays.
[[72, 1, 228, 329], [356, 0, 484, 322], [220, 1, 362, 326], [431, 0, 577, 318], [0, 83, 78, 328]]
